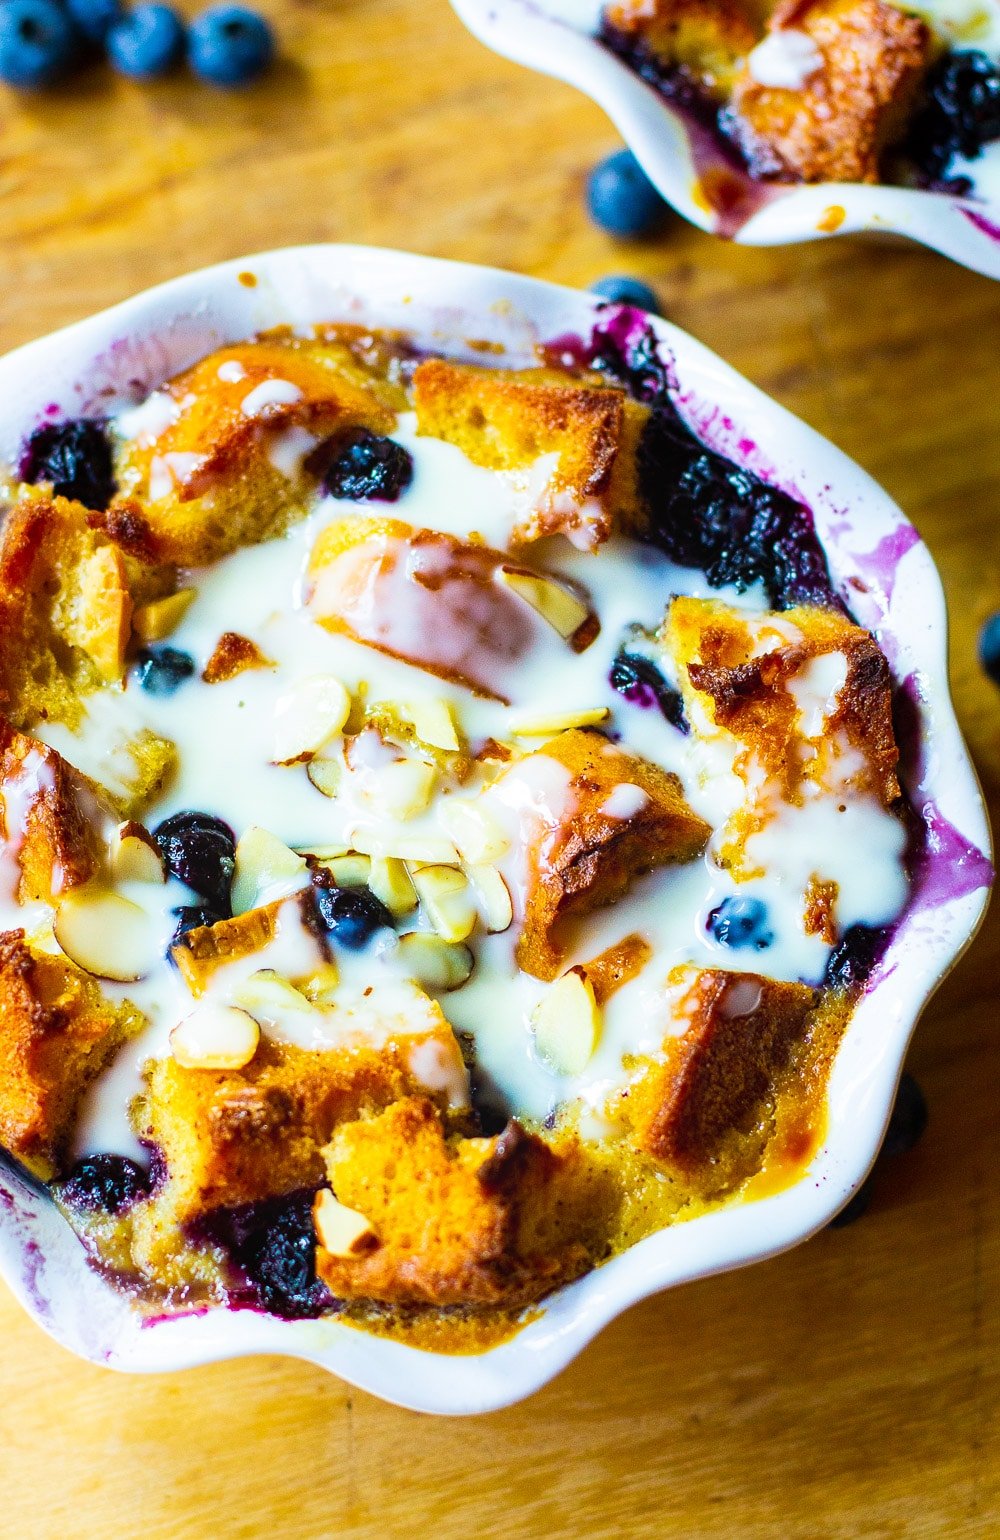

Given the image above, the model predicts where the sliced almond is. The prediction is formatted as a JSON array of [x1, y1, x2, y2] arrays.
[[497, 565, 591, 640], [131, 588, 196, 643], [313, 1189, 378, 1257], [321, 853, 371, 888], [396, 931, 474, 991], [307, 757, 342, 799], [368, 855, 417, 917], [406, 698, 460, 752], [300, 960, 341, 1006], [110, 821, 165, 885], [231, 826, 307, 915], [273, 675, 352, 764], [531, 967, 601, 1076], [509, 706, 610, 737], [361, 759, 437, 820], [350, 827, 461, 866], [467, 864, 513, 933], [170, 1003, 260, 1071], [438, 798, 509, 864], [54, 887, 158, 982], [411, 865, 478, 944], [232, 968, 319, 1028]]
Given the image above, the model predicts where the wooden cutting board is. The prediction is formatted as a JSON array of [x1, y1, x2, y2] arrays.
[[0, 3, 997, 1534]]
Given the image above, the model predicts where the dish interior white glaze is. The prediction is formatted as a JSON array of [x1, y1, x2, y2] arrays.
[[450, 0, 1000, 279], [0, 245, 990, 1414]]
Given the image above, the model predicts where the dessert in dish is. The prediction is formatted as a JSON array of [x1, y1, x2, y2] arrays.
[[0, 306, 917, 1337], [600, 0, 1000, 195]]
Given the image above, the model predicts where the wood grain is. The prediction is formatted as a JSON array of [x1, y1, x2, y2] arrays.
[[0, 3, 997, 1535]]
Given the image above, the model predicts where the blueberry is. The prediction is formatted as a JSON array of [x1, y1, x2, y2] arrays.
[[823, 923, 889, 992], [170, 903, 225, 947], [311, 878, 394, 951], [586, 149, 668, 238], [707, 895, 774, 951], [187, 4, 273, 86], [322, 429, 414, 503], [906, 50, 1000, 178], [827, 1176, 874, 1229], [59, 1154, 149, 1214], [153, 811, 236, 912], [204, 1189, 335, 1319], [20, 419, 115, 508], [609, 647, 687, 732], [589, 275, 660, 313], [979, 612, 1000, 686], [0, 0, 80, 86], [881, 1073, 928, 1160], [107, 3, 184, 76], [136, 645, 196, 696], [65, 0, 120, 43]]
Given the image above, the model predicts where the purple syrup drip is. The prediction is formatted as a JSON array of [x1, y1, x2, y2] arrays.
[[908, 801, 994, 910], [850, 524, 923, 606], [962, 207, 1000, 242]]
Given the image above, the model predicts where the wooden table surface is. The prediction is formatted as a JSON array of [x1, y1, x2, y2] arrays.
[[0, 3, 997, 1535]]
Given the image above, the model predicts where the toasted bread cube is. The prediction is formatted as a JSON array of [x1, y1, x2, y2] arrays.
[[0, 717, 107, 904], [107, 336, 400, 566], [170, 899, 308, 996], [202, 631, 274, 684], [604, 0, 760, 96], [0, 930, 143, 1178], [730, 0, 931, 183], [666, 596, 900, 799], [620, 966, 815, 1179], [316, 1098, 616, 1308], [0, 495, 172, 732], [413, 359, 650, 549], [493, 728, 710, 980], [307, 516, 594, 700]]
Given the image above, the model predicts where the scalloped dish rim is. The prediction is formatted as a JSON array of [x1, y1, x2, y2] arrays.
[[0, 245, 990, 1416]]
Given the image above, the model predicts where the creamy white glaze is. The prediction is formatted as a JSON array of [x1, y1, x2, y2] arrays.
[[746, 30, 823, 90], [10, 382, 911, 1152]]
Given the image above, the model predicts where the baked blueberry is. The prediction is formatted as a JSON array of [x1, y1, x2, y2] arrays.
[[169, 904, 226, 946], [0, 0, 80, 86], [153, 811, 236, 912], [65, 0, 120, 42], [906, 50, 1000, 178], [20, 418, 115, 508], [979, 612, 1000, 686], [107, 3, 184, 76], [609, 647, 687, 732], [823, 923, 889, 991], [207, 1190, 335, 1319], [881, 1072, 928, 1159], [60, 1154, 149, 1214], [188, 4, 273, 86], [322, 429, 414, 503], [587, 149, 668, 237], [311, 878, 394, 950], [707, 895, 774, 951], [589, 275, 660, 313], [136, 645, 196, 696]]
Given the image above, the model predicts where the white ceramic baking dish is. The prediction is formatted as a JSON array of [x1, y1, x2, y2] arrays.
[[0, 245, 990, 1414], [451, 0, 1000, 280]]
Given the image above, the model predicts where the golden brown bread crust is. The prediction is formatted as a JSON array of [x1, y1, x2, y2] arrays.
[[730, 0, 931, 183], [317, 1098, 617, 1307], [0, 930, 142, 1179], [508, 728, 711, 980], [620, 967, 816, 1176], [106, 336, 400, 566], [201, 631, 274, 684], [412, 358, 649, 548], [578, 932, 653, 1004], [0, 717, 104, 905], [605, 0, 761, 95], [170, 901, 287, 995]]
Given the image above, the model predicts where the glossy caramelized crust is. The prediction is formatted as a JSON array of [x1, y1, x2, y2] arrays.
[[412, 359, 649, 549], [666, 596, 901, 804], [105, 336, 402, 566], [729, 0, 931, 183], [170, 903, 288, 995], [605, 0, 762, 95], [317, 1097, 618, 1307], [202, 631, 274, 684], [131, 1028, 468, 1285], [0, 718, 106, 905], [0, 930, 142, 1179], [620, 967, 816, 1178], [510, 728, 711, 981]]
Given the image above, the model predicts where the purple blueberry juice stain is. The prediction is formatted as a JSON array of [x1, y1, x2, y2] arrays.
[[962, 207, 1000, 242], [851, 524, 923, 608]]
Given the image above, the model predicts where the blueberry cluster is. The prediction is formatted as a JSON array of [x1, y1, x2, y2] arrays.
[[904, 50, 1000, 181], [609, 645, 688, 733], [153, 810, 237, 942], [0, 0, 273, 88], [203, 1189, 336, 1319], [322, 429, 415, 503], [59, 1152, 151, 1213], [20, 418, 116, 509]]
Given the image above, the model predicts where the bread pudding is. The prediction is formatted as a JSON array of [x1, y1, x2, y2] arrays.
[[600, 0, 1000, 196], [0, 309, 918, 1337]]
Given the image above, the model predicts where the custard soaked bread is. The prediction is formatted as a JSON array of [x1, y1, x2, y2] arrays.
[[0, 313, 913, 1332]]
